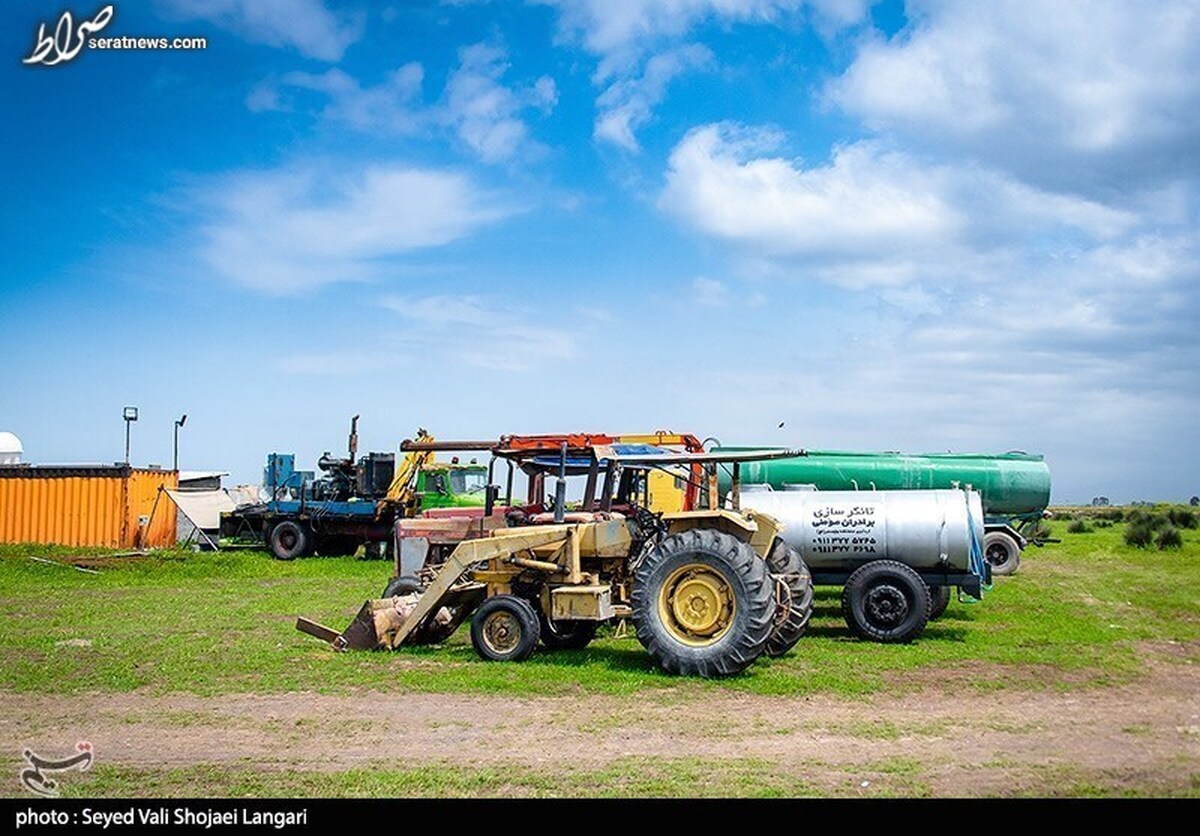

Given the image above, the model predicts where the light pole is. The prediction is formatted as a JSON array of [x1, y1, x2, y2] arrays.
[[173, 414, 187, 471], [123, 406, 139, 465]]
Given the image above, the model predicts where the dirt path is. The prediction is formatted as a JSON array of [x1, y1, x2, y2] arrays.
[[3, 661, 1198, 797]]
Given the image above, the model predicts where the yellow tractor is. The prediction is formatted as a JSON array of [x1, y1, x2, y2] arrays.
[[298, 437, 813, 677]]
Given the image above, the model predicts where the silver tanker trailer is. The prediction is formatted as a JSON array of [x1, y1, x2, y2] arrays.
[[737, 486, 990, 642]]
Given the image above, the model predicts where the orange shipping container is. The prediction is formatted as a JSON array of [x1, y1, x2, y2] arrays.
[[0, 466, 177, 548]]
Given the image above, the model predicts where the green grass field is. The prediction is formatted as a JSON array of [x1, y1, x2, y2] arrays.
[[2, 516, 1197, 699]]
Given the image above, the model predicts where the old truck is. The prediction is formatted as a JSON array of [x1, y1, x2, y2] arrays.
[[219, 420, 488, 560], [714, 448, 1050, 575]]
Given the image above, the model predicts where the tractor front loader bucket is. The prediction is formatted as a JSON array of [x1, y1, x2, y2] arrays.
[[296, 526, 575, 651], [295, 597, 414, 651]]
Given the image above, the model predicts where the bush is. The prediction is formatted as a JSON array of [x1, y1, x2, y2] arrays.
[[1156, 526, 1183, 550], [1026, 521, 1052, 540], [1167, 508, 1198, 530], [1124, 520, 1155, 548], [1066, 519, 1092, 534], [1094, 519, 1113, 528], [1096, 508, 1125, 522], [1125, 510, 1167, 530]]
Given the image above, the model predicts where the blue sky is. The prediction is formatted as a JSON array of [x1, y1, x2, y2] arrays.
[[2, 0, 1198, 503]]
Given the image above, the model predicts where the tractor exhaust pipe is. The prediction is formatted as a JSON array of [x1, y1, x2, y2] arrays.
[[553, 442, 567, 523]]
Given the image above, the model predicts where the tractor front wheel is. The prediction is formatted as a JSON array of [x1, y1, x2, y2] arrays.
[[470, 595, 541, 662], [632, 529, 775, 677], [382, 576, 424, 598]]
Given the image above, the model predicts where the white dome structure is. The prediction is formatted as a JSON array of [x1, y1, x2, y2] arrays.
[[0, 431, 23, 465]]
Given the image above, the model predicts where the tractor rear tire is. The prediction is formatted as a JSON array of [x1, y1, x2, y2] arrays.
[[632, 528, 775, 677], [842, 560, 931, 643], [268, 521, 311, 561], [471, 595, 541, 662], [928, 585, 952, 620], [984, 532, 1021, 576], [763, 540, 814, 657], [538, 614, 598, 650]]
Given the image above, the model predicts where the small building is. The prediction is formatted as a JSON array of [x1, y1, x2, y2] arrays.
[[172, 471, 230, 548], [179, 470, 228, 492], [0, 432, 21, 465], [0, 464, 177, 549]]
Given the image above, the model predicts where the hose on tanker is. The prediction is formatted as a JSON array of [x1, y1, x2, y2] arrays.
[[961, 499, 992, 603]]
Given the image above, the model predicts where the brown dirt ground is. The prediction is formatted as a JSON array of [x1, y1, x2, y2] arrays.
[[2, 658, 1198, 797]]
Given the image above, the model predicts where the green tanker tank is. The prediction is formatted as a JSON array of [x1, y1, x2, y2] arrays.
[[714, 448, 1051, 575]]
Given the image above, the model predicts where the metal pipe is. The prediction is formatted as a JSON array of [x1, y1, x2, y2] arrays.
[[731, 462, 741, 512], [401, 439, 495, 452], [506, 555, 564, 573], [600, 461, 616, 511], [505, 460, 514, 507], [553, 442, 567, 523], [172, 414, 187, 471], [485, 457, 497, 516], [582, 454, 599, 511]]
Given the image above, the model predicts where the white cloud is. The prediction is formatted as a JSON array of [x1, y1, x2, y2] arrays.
[[691, 277, 766, 307], [380, 294, 495, 326], [381, 294, 578, 372], [544, 0, 802, 66], [254, 64, 426, 133], [660, 122, 1136, 286], [247, 42, 555, 164], [543, 0, 868, 151], [594, 44, 713, 151], [443, 42, 558, 163], [159, 0, 363, 61], [197, 163, 517, 293], [828, 0, 1200, 199]]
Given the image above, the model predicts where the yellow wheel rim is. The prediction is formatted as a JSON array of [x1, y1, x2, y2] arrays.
[[657, 563, 735, 646], [480, 610, 521, 655]]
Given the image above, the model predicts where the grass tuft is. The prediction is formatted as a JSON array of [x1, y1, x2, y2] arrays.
[[1156, 527, 1184, 550]]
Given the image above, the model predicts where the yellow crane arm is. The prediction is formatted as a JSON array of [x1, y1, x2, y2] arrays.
[[386, 429, 434, 505]]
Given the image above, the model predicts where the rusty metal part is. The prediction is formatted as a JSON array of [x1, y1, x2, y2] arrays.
[[295, 617, 342, 645]]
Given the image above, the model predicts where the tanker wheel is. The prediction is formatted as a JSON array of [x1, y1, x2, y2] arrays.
[[268, 521, 311, 560], [842, 560, 930, 643], [928, 585, 952, 620], [631, 528, 775, 677], [538, 613, 599, 650], [471, 595, 541, 662], [763, 540, 814, 657], [984, 532, 1021, 576]]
